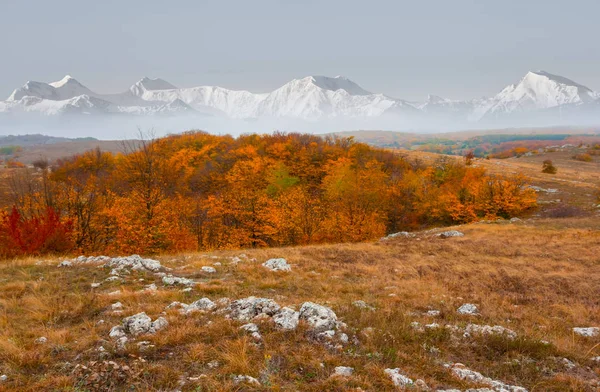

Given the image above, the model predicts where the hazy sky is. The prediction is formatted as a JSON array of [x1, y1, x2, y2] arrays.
[[2, 0, 600, 101]]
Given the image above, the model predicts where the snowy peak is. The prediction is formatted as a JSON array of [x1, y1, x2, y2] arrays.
[[129, 77, 177, 96], [278, 75, 372, 96], [8, 75, 93, 102]]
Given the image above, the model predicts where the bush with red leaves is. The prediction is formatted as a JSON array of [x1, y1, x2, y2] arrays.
[[0, 206, 74, 258]]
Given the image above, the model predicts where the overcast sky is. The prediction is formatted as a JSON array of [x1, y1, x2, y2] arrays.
[[2, 0, 600, 101]]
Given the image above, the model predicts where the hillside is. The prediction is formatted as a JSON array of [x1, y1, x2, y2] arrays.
[[0, 217, 598, 391], [0, 132, 598, 391]]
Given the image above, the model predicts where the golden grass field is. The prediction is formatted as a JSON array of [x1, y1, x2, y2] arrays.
[[0, 144, 599, 391]]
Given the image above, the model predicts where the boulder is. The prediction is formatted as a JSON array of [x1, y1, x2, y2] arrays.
[[273, 307, 300, 330], [226, 297, 281, 321], [262, 258, 291, 271], [299, 302, 338, 332], [333, 366, 354, 377], [573, 327, 599, 337], [457, 303, 479, 315], [384, 368, 414, 388]]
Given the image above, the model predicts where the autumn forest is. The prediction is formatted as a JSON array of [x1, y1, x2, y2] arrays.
[[0, 132, 537, 258]]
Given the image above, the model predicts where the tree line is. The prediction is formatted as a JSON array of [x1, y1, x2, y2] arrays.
[[0, 131, 537, 258]]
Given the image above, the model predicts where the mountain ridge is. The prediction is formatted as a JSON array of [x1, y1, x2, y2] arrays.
[[2, 71, 599, 127]]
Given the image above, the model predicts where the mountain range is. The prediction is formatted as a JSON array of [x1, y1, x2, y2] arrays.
[[2, 71, 600, 128]]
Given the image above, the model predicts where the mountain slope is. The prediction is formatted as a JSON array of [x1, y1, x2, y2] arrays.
[[477, 71, 598, 121]]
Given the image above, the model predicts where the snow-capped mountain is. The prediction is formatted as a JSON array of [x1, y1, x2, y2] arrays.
[[476, 71, 599, 122], [1, 71, 599, 128]]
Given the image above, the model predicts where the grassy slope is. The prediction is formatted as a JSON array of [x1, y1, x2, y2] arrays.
[[0, 218, 599, 391], [0, 145, 599, 391]]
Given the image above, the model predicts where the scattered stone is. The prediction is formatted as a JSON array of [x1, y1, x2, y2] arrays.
[[226, 297, 281, 321], [240, 323, 262, 341], [299, 302, 338, 332], [109, 326, 126, 339], [181, 287, 193, 293], [333, 366, 354, 377], [91, 282, 101, 288], [58, 260, 72, 268], [457, 303, 479, 315], [213, 262, 222, 266], [201, 266, 216, 273], [232, 375, 260, 386], [425, 323, 440, 329], [73, 255, 163, 272], [573, 327, 599, 337], [352, 300, 375, 311], [437, 230, 464, 238], [111, 302, 124, 311], [465, 324, 517, 340], [273, 307, 300, 330], [35, 336, 47, 344], [104, 276, 121, 282], [381, 231, 415, 240], [528, 185, 558, 193], [425, 310, 441, 317], [1, 375, 7, 382], [262, 258, 291, 271], [447, 363, 528, 392], [162, 275, 195, 286], [122, 312, 168, 336], [509, 217, 522, 223], [384, 368, 414, 388], [184, 298, 217, 314], [107, 290, 121, 296]]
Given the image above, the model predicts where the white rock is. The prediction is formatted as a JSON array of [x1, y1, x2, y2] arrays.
[[384, 368, 414, 387], [226, 297, 281, 321], [201, 266, 216, 273], [232, 375, 260, 386], [437, 230, 464, 238], [185, 298, 217, 313], [262, 258, 291, 271], [573, 327, 599, 337], [104, 276, 121, 282], [111, 302, 124, 310], [162, 275, 195, 286], [333, 366, 354, 377], [150, 317, 168, 333], [122, 312, 153, 336], [381, 231, 415, 240], [58, 260, 72, 268], [425, 310, 441, 317], [165, 301, 186, 310], [91, 282, 101, 288], [109, 325, 126, 339], [299, 302, 338, 332], [207, 360, 220, 369], [457, 303, 479, 315], [273, 307, 300, 330], [0, 375, 7, 382], [465, 324, 517, 340], [448, 363, 528, 392], [240, 323, 262, 340], [35, 336, 47, 344]]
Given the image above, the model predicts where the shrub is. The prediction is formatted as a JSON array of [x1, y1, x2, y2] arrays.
[[572, 153, 593, 162], [0, 207, 74, 258], [541, 160, 557, 174]]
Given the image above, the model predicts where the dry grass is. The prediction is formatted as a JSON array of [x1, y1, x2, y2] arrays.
[[0, 217, 598, 391]]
